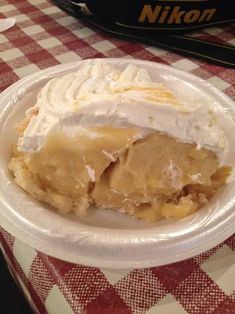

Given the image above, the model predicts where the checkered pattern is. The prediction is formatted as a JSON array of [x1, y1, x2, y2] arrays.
[[0, 228, 235, 314], [0, 0, 235, 313]]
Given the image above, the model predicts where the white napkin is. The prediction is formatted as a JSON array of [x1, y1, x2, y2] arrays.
[[0, 18, 16, 33]]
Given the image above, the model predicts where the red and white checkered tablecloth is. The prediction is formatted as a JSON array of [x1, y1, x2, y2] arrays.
[[0, 1, 235, 313]]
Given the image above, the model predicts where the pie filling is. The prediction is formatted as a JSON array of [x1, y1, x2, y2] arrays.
[[9, 125, 231, 222]]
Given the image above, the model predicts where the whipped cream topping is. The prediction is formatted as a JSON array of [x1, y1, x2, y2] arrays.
[[18, 60, 227, 162]]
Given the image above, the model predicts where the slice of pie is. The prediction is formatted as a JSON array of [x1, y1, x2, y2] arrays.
[[9, 61, 231, 222]]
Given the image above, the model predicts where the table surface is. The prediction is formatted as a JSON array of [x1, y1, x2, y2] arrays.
[[0, 1, 235, 314]]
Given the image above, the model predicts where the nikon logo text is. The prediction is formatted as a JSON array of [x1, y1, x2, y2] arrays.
[[139, 5, 216, 24]]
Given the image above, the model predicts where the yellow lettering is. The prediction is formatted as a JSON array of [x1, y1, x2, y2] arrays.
[[138, 5, 162, 23], [184, 10, 201, 23], [159, 6, 171, 24], [198, 8, 216, 22], [168, 6, 185, 24]]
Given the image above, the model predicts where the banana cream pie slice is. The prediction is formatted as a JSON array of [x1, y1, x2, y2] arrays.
[[9, 61, 231, 222]]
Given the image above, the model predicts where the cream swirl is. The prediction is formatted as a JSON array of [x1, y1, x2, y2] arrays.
[[18, 61, 227, 162]]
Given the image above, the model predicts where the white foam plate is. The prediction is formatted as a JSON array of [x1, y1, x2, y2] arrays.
[[0, 59, 235, 268]]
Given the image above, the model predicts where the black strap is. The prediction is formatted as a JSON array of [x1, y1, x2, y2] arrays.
[[52, 0, 235, 68], [74, 0, 235, 33]]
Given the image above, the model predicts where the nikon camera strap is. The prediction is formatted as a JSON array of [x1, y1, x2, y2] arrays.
[[52, 0, 235, 68]]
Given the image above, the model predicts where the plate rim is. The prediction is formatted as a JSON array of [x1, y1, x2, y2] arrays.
[[0, 58, 235, 268]]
